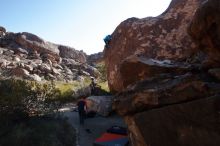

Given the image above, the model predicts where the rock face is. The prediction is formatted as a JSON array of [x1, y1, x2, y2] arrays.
[[119, 55, 191, 90], [0, 26, 6, 37], [188, 0, 220, 67], [1, 32, 60, 63], [104, 0, 204, 92], [105, 0, 220, 145], [125, 95, 220, 146], [58, 45, 87, 63], [86, 96, 113, 116], [114, 67, 220, 115], [0, 28, 100, 81], [87, 52, 104, 65]]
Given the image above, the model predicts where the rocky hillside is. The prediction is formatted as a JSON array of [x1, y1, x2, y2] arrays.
[[0, 27, 100, 81], [104, 0, 220, 145]]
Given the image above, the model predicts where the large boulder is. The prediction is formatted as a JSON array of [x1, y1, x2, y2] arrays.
[[72, 85, 91, 98], [13, 47, 28, 55], [0, 32, 61, 63], [38, 63, 51, 73], [28, 74, 42, 82], [86, 96, 114, 116], [83, 64, 101, 78], [16, 32, 60, 55], [0, 26, 6, 33], [87, 52, 104, 65], [0, 59, 8, 68], [104, 0, 205, 93], [0, 26, 6, 37], [114, 69, 220, 115], [0, 47, 4, 55], [23, 64, 34, 72], [11, 68, 30, 77], [110, 0, 220, 146], [114, 57, 220, 146], [124, 95, 220, 146], [188, 0, 220, 67], [58, 45, 87, 63], [119, 55, 191, 90]]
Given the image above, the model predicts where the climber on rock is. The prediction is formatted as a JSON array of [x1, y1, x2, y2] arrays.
[[103, 35, 112, 48]]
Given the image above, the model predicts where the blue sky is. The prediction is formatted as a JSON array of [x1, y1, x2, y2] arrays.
[[1, 0, 171, 54]]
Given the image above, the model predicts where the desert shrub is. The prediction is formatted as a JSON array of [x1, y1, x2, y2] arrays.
[[55, 78, 92, 102], [93, 62, 111, 95], [0, 79, 77, 146], [98, 81, 110, 93], [95, 61, 107, 82], [0, 79, 60, 117], [0, 115, 77, 146]]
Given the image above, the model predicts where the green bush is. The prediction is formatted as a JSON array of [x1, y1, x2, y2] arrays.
[[0, 115, 77, 146], [0, 79, 77, 146], [0, 79, 60, 117], [54, 78, 92, 103], [95, 61, 107, 82], [98, 81, 110, 92]]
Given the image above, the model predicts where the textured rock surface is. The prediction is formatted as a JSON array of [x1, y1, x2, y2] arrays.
[[87, 52, 104, 65], [104, 0, 205, 92], [11, 68, 30, 78], [125, 95, 220, 146], [209, 68, 220, 80], [108, 0, 220, 145], [188, 0, 220, 67], [114, 65, 220, 115], [119, 55, 191, 90], [1, 32, 60, 63], [0, 26, 6, 37], [114, 58, 220, 146], [58, 45, 86, 63]]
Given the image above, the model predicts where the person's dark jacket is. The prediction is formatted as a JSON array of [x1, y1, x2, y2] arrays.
[[77, 100, 86, 112]]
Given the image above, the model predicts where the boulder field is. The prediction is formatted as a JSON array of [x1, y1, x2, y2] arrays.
[[0, 28, 100, 81]]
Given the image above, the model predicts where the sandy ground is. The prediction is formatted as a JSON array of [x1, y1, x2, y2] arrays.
[[60, 104, 126, 146]]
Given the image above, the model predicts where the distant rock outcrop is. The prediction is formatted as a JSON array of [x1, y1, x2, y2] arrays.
[[0, 27, 100, 81], [58, 45, 87, 63], [0, 26, 6, 37], [104, 0, 203, 92], [87, 52, 104, 65], [104, 0, 220, 145], [1, 32, 60, 63]]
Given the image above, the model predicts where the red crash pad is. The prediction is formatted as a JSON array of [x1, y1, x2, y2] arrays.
[[94, 133, 129, 146]]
